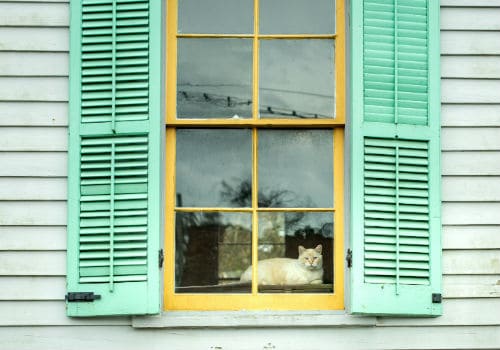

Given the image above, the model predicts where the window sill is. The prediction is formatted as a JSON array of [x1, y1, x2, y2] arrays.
[[132, 311, 376, 328]]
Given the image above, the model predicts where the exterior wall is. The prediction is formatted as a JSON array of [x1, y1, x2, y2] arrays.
[[0, 0, 499, 349]]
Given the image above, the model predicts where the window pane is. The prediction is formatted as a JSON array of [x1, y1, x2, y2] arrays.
[[259, 40, 335, 119], [260, 0, 335, 34], [253, 212, 334, 293], [175, 212, 252, 293], [177, 39, 253, 119], [178, 0, 254, 34], [176, 129, 252, 207], [258, 129, 334, 208]]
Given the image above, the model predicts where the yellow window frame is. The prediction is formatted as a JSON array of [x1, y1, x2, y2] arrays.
[[164, 0, 345, 311]]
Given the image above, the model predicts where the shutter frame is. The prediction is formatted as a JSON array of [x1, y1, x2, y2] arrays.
[[350, 0, 442, 316], [67, 0, 162, 316]]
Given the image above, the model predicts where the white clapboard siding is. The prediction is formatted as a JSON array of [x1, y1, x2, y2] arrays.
[[443, 202, 500, 225], [0, 178, 67, 201], [441, 104, 500, 127], [442, 0, 500, 5], [441, 56, 500, 79], [0, 2, 68, 27], [1, 326, 500, 350], [0, 127, 67, 151], [378, 299, 500, 326], [443, 225, 500, 249], [0, 102, 68, 126], [0, 277, 65, 300], [0, 201, 66, 226], [0, 52, 69, 77], [441, 79, 500, 103], [0, 251, 65, 276], [0, 27, 68, 52], [0, 226, 66, 250], [441, 128, 500, 151], [441, 31, 500, 55], [442, 177, 500, 202], [444, 275, 500, 298], [443, 250, 500, 275], [0, 77, 68, 102], [442, 151, 500, 175], [441, 7, 500, 30], [0, 152, 67, 177], [0, 302, 130, 326]]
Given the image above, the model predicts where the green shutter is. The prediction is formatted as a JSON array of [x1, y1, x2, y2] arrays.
[[67, 0, 161, 316], [350, 0, 441, 316]]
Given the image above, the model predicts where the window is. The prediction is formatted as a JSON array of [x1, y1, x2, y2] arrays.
[[163, 0, 345, 311], [66, 0, 442, 318]]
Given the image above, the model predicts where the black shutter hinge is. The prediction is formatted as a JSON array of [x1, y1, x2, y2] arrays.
[[346, 249, 353, 268], [65, 292, 101, 302], [159, 249, 164, 268], [432, 293, 442, 304]]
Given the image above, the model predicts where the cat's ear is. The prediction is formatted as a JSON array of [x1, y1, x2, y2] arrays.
[[298, 245, 306, 255], [314, 244, 323, 254]]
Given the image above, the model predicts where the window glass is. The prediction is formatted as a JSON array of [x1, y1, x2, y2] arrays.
[[175, 212, 252, 293], [258, 129, 334, 208], [260, 0, 335, 34], [178, 0, 254, 34], [177, 39, 253, 119], [259, 40, 335, 119], [176, 129, 252, 207]]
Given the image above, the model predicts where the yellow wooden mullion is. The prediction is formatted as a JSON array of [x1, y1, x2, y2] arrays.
[[333, 127, 345, 306], [166, 0, 177, 124], [335, 0, 346, 123], [164, 128, 176, 309], [166, 118, 344, 127], [251, 128, 259, 295], [176, 34, 336, 39]]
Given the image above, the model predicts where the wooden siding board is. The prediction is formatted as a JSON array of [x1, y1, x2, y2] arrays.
[[441, 79, 500, 104], [0, 77, 68, 102], [0, 102, 68, 126], [441, 0, 500, 6], [1, 325, 500, 349], [443, 250, 500, 275], [441, 31, 500, 55], [0, 277, 65, 300], [0, 27, 68, 52], [0, 127, 67, 151], [442, 127, 500, 151], [0, 3, 68, 27], [0, 52, 69, 77], [441, 56, 500, 79], [441, 8, 500, 30], [377, 299, 500, 326], [443, 202, 500, 225], [0, 201, 66, 226], [0, 152, 67, 177], [444, 275, 500, 298], [442, 151, 500, 175], [0, 226, 66, 250], [443, 177, 500, 202], [0, 251, 65, 276], [0, 302, 130, 326], [443, 225, 500, 249], [441, 104, 500, 127]]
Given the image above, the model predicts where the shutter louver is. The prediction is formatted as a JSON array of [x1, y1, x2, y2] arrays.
[[351, 0, 441, 316], [67, 0, 161, 316]]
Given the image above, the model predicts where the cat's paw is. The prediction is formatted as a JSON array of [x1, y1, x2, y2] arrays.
[[310, 279, 323, 285]]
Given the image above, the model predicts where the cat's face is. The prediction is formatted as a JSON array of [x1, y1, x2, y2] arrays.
[[297, 245, 323, 270]]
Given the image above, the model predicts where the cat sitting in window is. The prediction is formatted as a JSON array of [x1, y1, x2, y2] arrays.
[[240, 245, 324, 285]]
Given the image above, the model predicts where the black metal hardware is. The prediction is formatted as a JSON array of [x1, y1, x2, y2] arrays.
[[432, 293, 442, 303], [159, 249, 164, 268], [346, 249, 353, 268], [65, 292, 101, 302]]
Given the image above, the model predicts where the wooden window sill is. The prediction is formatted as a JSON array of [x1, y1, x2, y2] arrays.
[[132, 311, 376, 328]]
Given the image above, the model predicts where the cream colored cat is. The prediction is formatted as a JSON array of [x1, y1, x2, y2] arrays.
[[240, 245, 324, 285]]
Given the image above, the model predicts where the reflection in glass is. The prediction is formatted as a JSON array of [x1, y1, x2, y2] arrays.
[[177, 39, 253, 119], [175, 212, 252, 293], [260, 0, 335, 34], [258, 129, 334, 208], [178, 0, 253, 34], [253, 212, 333, 293], [176, 129, 252, 207], [259, 40, 335, 119]]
